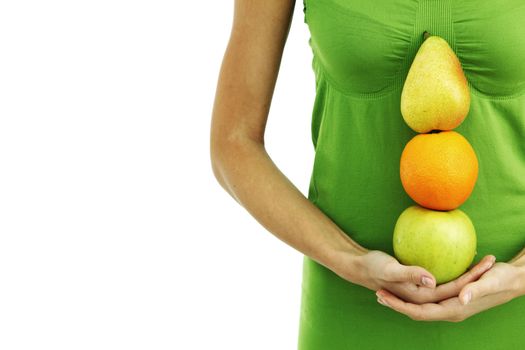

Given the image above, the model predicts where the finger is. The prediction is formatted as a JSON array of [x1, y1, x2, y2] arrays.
[[459, 274, 501, 305], [382, 256, 496, 305], [384, 263, 436, 288], [376, 289, 452, 321], [431, 255, 496, 301]]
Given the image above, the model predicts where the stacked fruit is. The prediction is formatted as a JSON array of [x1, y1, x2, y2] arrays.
[[392, 32, 478, 284]]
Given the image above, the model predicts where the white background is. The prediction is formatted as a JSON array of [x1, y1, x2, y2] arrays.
[[0, 1, 314, 349]]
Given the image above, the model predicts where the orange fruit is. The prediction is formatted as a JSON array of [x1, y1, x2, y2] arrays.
[[400, 131, 478, 211]]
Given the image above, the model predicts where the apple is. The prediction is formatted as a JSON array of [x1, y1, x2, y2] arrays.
[[393, 205, 477, 284]]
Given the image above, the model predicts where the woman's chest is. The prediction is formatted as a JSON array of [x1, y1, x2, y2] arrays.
[[304, 0, 525, 98]]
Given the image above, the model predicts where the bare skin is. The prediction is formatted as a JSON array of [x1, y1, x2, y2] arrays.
[[209, 0, 518, 317], [376, 247, 525, 322]]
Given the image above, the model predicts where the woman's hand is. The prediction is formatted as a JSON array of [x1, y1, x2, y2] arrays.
[[345, 250, 437, 291], [375, 259, 525, 322], [378, 254, 496, 304], [333, 250, 495, 304]]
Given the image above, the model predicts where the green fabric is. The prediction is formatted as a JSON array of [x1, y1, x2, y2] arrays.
[[299, 0, 525, 348]]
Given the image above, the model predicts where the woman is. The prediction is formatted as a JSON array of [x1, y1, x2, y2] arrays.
[[210, 0, 525, 348]]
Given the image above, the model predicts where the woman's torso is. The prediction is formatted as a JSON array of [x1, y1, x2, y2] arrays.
[[299, 1, 525, 349]]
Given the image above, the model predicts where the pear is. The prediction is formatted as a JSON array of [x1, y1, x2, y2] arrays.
[[401, 33, 470, 133]]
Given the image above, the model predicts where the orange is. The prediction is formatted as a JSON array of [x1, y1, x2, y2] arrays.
[[400, 131, 478, 211]]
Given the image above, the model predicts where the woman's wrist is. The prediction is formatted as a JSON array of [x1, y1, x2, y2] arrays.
[[320, 237, 369, 284], [509, 257, 525, 297]]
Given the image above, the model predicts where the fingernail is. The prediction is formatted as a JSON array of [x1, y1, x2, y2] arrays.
[[484, 258, 495, 270], [462, 291, 472, 305], [422, 276, 434, 287], [377, 297, 389, 307]]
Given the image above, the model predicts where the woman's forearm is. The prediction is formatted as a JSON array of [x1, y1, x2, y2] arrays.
[[210, 0, 366, 285], [503, 247, 525, 296], [509, 246, 525, 266], [211, 136, 368, 276]]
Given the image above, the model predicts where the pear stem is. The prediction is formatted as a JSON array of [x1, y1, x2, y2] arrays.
[[423, 31, 431, 40]]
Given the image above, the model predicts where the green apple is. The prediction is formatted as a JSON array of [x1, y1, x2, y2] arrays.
[[393, 205, 477, 284]]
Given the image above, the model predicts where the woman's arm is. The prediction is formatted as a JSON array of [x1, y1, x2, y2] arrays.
[[210, 0, 366, 277], [210, 0, 491, 300], [509, 247, 525, 265]]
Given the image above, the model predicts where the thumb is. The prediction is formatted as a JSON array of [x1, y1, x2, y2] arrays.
[[385, 263, 436, 288], [459, 275, 499, 305]]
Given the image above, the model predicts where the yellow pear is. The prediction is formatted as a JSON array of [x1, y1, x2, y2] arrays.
[[401, 33, 470, 133]]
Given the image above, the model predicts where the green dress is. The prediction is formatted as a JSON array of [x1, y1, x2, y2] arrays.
[[298, 0, 525, 348]]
